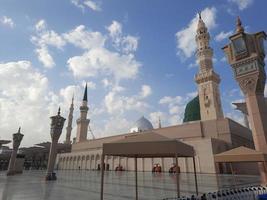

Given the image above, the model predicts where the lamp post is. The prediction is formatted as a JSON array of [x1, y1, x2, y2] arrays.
[[45, 107, 65, 181], [222, 17, 267, 183], [7, 127, 24, 176]]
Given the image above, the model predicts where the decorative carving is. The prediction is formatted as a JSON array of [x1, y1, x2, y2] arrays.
[[12, 128, 24, 150], [50, 107, 66, 141], [238, 76, 258, 95], [201, 85, 210, 108]]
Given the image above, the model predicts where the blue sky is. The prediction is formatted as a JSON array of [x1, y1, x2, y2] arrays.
[[0, 0, 266, 146]]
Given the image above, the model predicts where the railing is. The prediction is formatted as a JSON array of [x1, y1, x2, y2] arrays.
[[163, 186, 267, 200]]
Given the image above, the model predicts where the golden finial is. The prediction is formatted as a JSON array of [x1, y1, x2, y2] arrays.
[[198, 12, 202, 20], [236, 16, 244, 33]]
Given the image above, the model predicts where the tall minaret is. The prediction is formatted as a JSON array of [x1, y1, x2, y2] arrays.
[[195, 13, 224, 121], [158, 116, 162, 128], [76, 83, 90, 143], [65, 95, 74, 144]]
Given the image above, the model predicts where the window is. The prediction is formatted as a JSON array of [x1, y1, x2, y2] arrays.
[[232, 37, 247, 56]]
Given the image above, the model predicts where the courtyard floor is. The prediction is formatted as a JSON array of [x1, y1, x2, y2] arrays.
[[0, 170, 261, 200]]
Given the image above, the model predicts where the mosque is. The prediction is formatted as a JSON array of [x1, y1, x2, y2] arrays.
[[56, 16, 255, 174]]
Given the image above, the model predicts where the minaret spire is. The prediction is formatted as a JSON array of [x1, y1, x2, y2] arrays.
[[83, 83, 88, 102], [76, 83, 90, 143], [57, 107, 61, 115], [72, 93, 74, 104], [195, 17, 224, 121], [65, 95, 74, 144], [236, 16, 244, 33], [158, 117, 162, 129], [198, 11, 201, 19]]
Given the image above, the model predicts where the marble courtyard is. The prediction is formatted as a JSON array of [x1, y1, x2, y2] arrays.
[[0, 170, 261, 200]]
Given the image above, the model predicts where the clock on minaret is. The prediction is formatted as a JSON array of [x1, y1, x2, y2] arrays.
[[222, 16, 267, 184]]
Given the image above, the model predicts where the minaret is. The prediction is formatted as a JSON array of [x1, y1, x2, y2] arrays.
[[65, 95, 74, 144], [76, 83, 90, 143], [194, 13, 224, 121], [158, 116, 162, 128]]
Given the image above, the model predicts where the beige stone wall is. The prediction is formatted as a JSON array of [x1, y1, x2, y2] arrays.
[[198, 81, 224, 121], [57, 138, 224, 174], [57, 118, 254, 174]]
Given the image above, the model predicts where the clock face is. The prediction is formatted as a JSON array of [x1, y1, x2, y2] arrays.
[[232, 37, 247, 55]]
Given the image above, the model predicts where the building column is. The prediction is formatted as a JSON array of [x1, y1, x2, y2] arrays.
[[7, 128, 24, 176], [45, 108, 65, 180], [161, 158, 165, 172]]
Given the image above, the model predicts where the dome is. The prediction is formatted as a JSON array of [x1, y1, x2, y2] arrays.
[[183, 96, 201, 123], [130, 116, 153, 133]]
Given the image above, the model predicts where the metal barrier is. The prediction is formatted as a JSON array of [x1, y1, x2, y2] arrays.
[[163, 186, 267, 200]]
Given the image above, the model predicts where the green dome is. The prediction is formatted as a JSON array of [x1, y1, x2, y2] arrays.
[[183, 96, 201, 123]]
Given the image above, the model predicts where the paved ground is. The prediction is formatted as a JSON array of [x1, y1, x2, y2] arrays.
[[0, 170, 261, 200]]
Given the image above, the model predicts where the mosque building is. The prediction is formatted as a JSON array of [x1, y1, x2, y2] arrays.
[[56, 16, 255, 174]]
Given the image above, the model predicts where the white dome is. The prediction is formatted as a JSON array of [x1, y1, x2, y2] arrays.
[[130, 116, 153, 133]]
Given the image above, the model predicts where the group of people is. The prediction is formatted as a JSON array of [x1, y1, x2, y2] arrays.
[[152, 164, 162, 173], [169, 164, 180, 174], [115, 165, 124, 171], [104, 163, 181, 173]]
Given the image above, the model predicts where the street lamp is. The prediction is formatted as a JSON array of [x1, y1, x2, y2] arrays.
[[7, 127, 24, 176], [45, 107, 66, 181], [222, 16, 267, 183]]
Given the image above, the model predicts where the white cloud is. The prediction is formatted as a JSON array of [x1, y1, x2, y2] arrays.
[[228, 0, 253, 10], [71, 0, 101, 11], [95, 116, 132, 138], [35, 19, 46, 31], [63, 25, 106, 50], [38, 31, 65, 49], [31, 19, 66, 68], [87, 81, 96, 89], [149, 111, 166, 128], [175, 7, 217, 59], [121, 35, 138, 54], [227, 88, 240, 97], [215, 31, 233, 42], [0, 60, 60, 146], [169, 106, 181, 115], [35, 46, 55, 68], [186, 91, 198, 98], [0, 16, 15, 28], [188, 60, 199, 69], [140, 85, 152, 98], [107, 21, 139, 54], [0, 60, 98, 146], [84, 0, 101, 11], [104, 85, 151, 114], [102, 78, 112, 88], [71, 0, 84, 10], [158, 91, 198, 125], [159, 96, 183, 105], [107, 20, 122, 38], [67, 47, 141, 81], [220, 56, 227, 62], [159, 95, 186, 124], [226, 112, 245, 126], [32, 20, 141, 81]]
